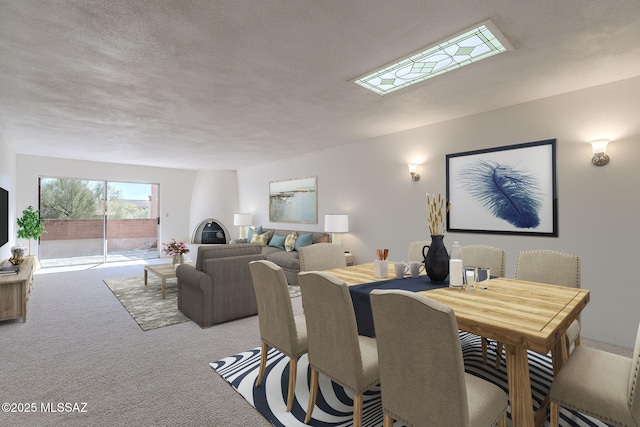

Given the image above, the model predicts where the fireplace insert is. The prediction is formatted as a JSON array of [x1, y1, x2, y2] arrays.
[[191, 218, 229, 244]]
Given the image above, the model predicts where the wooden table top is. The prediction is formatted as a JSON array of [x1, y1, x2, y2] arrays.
[[0, 256, 35, 283], [144, 263, 178, 278], [325, 262, 590, 355]]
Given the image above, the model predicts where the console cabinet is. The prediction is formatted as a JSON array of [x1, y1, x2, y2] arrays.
[[0, 256, 35, 322]]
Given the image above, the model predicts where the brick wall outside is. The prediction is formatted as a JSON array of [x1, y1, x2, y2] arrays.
[[41, 218, 158, 252]]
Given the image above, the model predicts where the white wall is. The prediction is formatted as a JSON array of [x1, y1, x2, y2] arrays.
[[237, 76, 640, 348], [189, 169, 239, 241], [0, 128, 17, 260], [15, 155, 198, 259]]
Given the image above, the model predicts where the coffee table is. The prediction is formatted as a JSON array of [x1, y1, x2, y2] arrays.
[[144, 263, 177, 299]]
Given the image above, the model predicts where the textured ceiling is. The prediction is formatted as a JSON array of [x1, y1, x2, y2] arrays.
[[1, 0, 640, 171]]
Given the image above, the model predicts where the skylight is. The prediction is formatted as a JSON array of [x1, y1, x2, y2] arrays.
[[353, 20, 513, 96]]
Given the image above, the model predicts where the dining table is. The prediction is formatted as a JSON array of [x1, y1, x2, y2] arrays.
[[324, 262, 590, 427]]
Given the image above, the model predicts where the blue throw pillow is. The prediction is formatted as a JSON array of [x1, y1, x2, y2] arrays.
[[268, 234, 286, 249], [246, 225, 263, 243], [294, 232, 313, 251]]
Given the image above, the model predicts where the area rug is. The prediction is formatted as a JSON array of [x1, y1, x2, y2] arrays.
[[104, 276, 190, 331], [211, 332, 608, 427]]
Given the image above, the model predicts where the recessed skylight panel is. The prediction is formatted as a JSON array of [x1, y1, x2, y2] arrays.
[[353, 20, 513, 96]]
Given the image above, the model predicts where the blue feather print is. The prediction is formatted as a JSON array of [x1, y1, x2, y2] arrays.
[[460, 160, 542, 228]]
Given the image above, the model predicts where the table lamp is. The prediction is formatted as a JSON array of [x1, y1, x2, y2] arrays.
[[324, 214, 349, 245], [233, 213, 252, 239]]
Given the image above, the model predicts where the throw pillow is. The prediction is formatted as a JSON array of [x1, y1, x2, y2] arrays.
[[246, 225, 263, 243], [251, 231, 271, 246], [268, 234, 286, 250], [294, 232, 313, 251], [284, 231, 298, 252]]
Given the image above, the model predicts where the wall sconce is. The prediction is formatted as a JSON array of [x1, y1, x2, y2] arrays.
[[590, 139, 610, 166], [408, 164, 420, 181], [233, 213, 252, 239], [324, 214, 349, 245]]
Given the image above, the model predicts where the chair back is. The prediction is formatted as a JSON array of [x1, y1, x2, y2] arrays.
[[249, 260, 305, 357], [299, 243, 346, 271], [629, 323, 640, 424], [460, 245, 505, 276], [370, 289, 469, 426], [408, 240, 430, 262], [298, 271, 367, 391], [515, 250, 580, 288]]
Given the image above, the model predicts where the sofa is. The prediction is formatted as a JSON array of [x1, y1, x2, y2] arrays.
[[175, 243, 266, 327], [232, 227, 331, 285]]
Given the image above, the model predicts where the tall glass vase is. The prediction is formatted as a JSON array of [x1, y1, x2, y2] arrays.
[[422, 235, 449, 283], [172, 253, 184, 265]]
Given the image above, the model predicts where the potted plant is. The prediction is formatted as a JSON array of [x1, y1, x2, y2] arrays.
[[17, 206, 46, 256]]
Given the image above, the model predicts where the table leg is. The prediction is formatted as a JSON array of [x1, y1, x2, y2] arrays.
[[144, 268, 148, 286], [505, 344, 535, 427], [162, 278, 166, 299], [552, 337, 568, 376]]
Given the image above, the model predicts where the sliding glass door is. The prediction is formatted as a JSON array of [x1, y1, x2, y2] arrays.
[[38, 177, 159, 267]]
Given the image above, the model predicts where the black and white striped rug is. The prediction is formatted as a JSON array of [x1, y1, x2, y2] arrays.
[[210, 333, 609, 427]]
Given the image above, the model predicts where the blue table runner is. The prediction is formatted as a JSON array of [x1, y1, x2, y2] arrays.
[[348, 276, 449, 337]]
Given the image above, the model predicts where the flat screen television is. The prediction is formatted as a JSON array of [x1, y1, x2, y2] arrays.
[[0, 187, 8, 248]]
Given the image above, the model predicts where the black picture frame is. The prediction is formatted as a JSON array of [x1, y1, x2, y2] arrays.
[[446, 139, 557, 237]]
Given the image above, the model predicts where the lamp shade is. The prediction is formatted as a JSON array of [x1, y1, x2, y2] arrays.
[[590, 139, 609, 154], [324, 214, 349, 233], [233, 213, 252, 226]]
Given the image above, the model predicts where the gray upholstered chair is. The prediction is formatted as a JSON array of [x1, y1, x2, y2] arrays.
[[370, 289, 508, 427], [516, 250, 582, 352], [298, 271, 379, 427], [461, 245, 506, 368], [549, 323, 640, 427], [299, 242, 346, 272], [492, 250, 582, 369], [249, 260, 308, 412], [408, 240, 429, 262]]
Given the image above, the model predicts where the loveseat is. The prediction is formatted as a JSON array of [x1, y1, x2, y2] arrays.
[[175, 243, 265, 327], [232, 227, 331, 285]]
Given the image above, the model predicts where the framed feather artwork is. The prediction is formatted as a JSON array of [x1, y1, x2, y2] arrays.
[[446, 139, 557, 236]]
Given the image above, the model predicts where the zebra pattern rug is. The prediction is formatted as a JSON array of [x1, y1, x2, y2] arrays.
[[211, 332, 610, 427]]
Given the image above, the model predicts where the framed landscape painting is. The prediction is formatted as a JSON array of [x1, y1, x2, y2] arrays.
[[446, 139, 557, 236], [269, 176, 318, 224]]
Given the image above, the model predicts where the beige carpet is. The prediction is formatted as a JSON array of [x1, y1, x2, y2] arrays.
[[104, 276, 302, 331], [104, 276, 190, 331]]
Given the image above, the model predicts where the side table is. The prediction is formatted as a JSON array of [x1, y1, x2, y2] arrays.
[[0, 256, 35, 322]]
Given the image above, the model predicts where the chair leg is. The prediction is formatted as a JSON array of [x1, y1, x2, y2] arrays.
[[285, 357, 297, 412], [550, 401, 560, 427], [482, 337, 488, 364], [304, 368, 319, 424], [498, 410, 507, 427], [495, 342, 503, 369], [353, 394, 363, 427], [255, 341, 268, 387], [383, 413, 394, 427]]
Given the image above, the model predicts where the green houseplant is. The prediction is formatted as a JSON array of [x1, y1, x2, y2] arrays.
[[17, 206, 47, 256]]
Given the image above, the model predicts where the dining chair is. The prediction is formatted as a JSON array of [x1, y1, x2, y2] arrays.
[[249, 260, 308, 412], [516, 250, 582, 355], [407, 240, 429, 262], [298, 271, 379, 427], [370, 289, 508, 427], [299, 242, 347, 271], [491, 250, 582, 369], [549, 322, 640, 427], [461, 245, 506, 369]]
